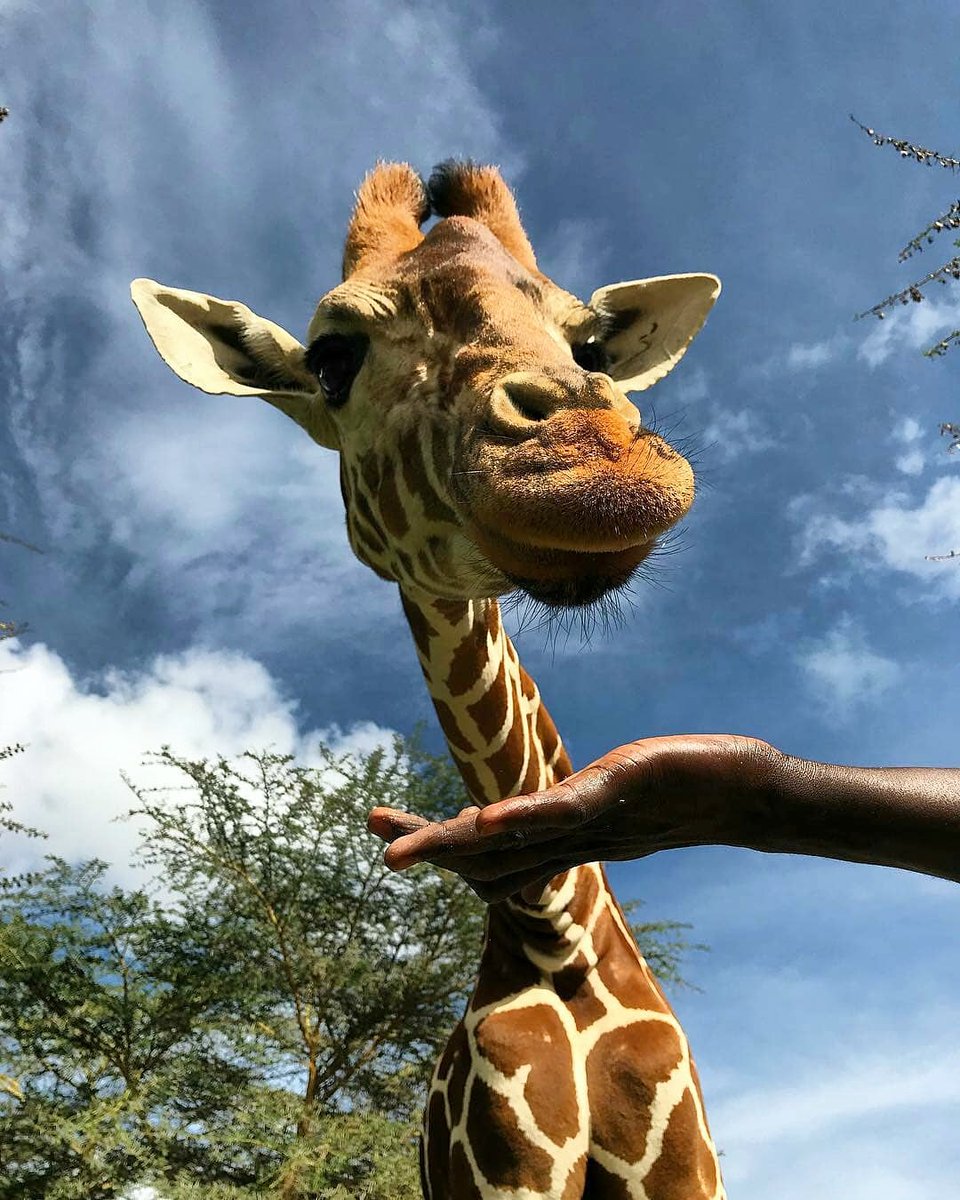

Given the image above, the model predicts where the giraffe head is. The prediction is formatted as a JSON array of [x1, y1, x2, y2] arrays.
[[132, 162, 718, 607]]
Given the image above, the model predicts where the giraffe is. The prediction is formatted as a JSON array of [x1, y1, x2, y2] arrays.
[[131, 160, 724, 1199]]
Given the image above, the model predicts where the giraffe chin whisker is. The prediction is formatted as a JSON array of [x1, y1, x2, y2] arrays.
[[510, 569, 634, 610]]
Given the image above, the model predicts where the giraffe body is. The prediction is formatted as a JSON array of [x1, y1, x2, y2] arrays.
[[132, 160, 724, 1197]]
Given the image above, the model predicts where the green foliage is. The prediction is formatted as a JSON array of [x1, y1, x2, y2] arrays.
[[0, 740, 481, 1198], [623, 899, 708, 992], [127, 743, 485, 1121]]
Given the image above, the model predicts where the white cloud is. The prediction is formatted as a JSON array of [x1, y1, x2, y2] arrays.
[[894, 416, 924, 444], [715, 1035, 960, 1199], [672, 365, 711, 405], [785, 335, 847, 370], [892, 416, 927, 474], [895, 447, 925, 475], [701, 406, 777, 463], [857, 296, 960, 368], [0, 639, 393, 886], [796, 617, 900, 710], [796, 476, 960, 599]]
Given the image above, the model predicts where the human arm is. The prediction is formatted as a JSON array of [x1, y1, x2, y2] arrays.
[[367, 735, 960, 901]]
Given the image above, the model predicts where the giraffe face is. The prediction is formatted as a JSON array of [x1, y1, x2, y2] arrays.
[[308, 217, 691, 605], [131, 162, 719, 607]]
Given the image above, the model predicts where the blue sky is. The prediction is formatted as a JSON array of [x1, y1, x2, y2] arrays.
[[2, 1, 960, 1194]]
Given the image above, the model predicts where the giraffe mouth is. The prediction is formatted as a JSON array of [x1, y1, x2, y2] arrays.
[[468, 521, 653, 608]]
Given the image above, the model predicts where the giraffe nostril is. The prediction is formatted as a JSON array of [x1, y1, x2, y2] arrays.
[[501, 380, 551, 423]]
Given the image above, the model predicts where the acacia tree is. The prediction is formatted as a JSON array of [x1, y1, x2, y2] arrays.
[[0, 741, 485, 1198], [852, 116, 960, 560]]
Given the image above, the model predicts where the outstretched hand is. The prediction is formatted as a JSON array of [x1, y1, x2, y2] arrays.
[[367, 734, 779, 901]]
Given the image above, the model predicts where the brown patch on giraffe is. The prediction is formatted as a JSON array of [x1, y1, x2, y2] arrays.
[[394, 547, 418, 581], [442, 1023, 471, 1129], [592, 910, 672, 1014], [519, 665, 538, 700], [569, 861, 601, 924], [583, 1158, 632, 1199], [485, 711, 527, 795], [432, 700, 474, 754], [535, 702, 562, 768], [518, 747, 544, 795], [350, 511, 388, 557], [417, 547, 444, 583], [473, 1004, 579, 1145], [424, 1090, 452, 1197], [400, 594, 436, 659], [377, 463, 409, 539], [432, 597, 468, 625], [448, 1141, 484, 1200], [562, 1154, 589, 1199], [429, 420, 454, 484], [467, 665, 510, 744], [587, 1019, 685, 1165], [561, 973, 607, 1032], [449, 626, 488, 697], [451, 752, 486, 803], [466, 1076, 554, 1191], [421, 476, 460, 526], [639, 1086, 718, 1199]]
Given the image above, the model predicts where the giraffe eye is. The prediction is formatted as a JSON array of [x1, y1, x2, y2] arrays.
[[570, 339, 610, 374], [306, 332, 369, 406]]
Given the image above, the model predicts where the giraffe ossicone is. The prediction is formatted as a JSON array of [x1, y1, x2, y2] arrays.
[[133, 160, 725, 1199]]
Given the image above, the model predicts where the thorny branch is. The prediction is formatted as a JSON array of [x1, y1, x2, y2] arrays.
[[898, 200, 960, 262], [850, 114, 960, 171], [854, 255, 960, 320], [853, 118, 960, 563]]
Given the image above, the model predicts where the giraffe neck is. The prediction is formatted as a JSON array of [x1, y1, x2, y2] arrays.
[[399, 588, 572, 806], [399, 585, 608, 951]]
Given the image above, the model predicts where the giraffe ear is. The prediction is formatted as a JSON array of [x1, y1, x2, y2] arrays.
[[130, 279, 340, 451], [589, 273, 720, 393]]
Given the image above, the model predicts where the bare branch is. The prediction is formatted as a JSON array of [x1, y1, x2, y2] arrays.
[[855, 256, 960, 320], [924, 331, 960, 359], [0, 530, 43, 554], [850, 114, 960, 171], [899, 201, 960, 261], [938, 421, 960, 450]]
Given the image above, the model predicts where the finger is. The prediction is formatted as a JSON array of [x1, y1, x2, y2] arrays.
[[383, 810, 484, 869], [473, 766, 618, 839], [367, 807, 431, 843], [383, 811, 563, 870]]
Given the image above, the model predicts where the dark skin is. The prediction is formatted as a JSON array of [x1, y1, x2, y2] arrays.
[[367, 735, 960, 902]]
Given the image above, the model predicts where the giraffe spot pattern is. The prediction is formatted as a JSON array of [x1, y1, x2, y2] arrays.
[[466, 1076, 556, 1192], [583, 1158, 633, 1199], [466, 664, 510, 744], [449, 1141, 485, 1200], [473, 1004, 579, 1145], [639, 1087, 719, 1200], [586, 1020, 684, 1165]]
